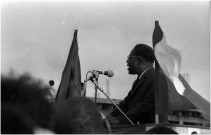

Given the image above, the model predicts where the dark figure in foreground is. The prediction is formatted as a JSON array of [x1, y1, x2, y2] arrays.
[[1, 73, 55, 134], [53, 97, 111, 134], [145, 125, 178, 134], [107, 44, 156, 125], [2, 105, 35, 134]]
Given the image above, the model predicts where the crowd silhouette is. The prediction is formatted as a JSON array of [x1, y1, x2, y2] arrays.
[[1, 72, 110, 134], [1, 72, 178, 134]]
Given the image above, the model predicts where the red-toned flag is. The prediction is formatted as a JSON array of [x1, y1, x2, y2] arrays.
[[56, 30, 81, 103], [153, 21, 210, 121]]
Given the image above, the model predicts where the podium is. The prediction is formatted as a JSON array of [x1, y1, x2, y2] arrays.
[[111, 123, 210, 134], [111, 124, 145, 134]]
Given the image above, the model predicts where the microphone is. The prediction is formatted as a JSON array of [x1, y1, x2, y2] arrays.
[[92, 70, 114, 77], [84, 70, 114, 82]]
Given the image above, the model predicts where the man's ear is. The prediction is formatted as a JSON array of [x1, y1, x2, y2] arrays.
[[137, 58, 143, 65], [103, 119, 111, 134]]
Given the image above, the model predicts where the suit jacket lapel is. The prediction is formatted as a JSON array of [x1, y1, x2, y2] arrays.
[[130, 68, 153, 96]]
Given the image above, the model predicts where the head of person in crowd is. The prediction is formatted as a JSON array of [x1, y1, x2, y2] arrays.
[[191, 131, 198, 134], [1, 72, 55, 133], [2, 104, 35, 134], [127, 44, 155, 76], [53, 97, 110, 134], [145, 125, 178, 134]]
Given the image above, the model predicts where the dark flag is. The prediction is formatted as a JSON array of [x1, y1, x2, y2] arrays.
[[153, 21, 210, 121], [56, 30, 81, 103], [152, 21, 169, 123]]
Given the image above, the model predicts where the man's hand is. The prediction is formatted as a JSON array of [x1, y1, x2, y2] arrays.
[[105, 115, 120, 125]]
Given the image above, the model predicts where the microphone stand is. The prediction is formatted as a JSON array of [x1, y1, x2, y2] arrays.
[[90, 78, 134, 125], [94, 78, 98, 103]]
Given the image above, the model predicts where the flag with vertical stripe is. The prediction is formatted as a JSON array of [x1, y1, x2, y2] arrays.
[[152, 21, 169, 118], [153, 21, 210, 120]]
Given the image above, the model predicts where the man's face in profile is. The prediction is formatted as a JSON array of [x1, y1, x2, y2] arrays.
[[126, 50, 139, 75]]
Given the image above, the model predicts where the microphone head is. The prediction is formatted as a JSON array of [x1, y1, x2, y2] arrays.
[[105, 70, 114, 77]]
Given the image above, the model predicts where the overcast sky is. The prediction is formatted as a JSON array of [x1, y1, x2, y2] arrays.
[[1, 0, 210, 101]]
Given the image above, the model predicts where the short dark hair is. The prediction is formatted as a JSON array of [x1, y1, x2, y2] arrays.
[[53, 97, 108, 134], [131, 44, 155, 63]]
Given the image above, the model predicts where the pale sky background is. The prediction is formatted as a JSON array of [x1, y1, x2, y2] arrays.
[[1, 0, 210, 101]]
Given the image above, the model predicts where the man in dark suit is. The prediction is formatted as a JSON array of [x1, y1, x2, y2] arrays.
[[106, 44, 155, 125]]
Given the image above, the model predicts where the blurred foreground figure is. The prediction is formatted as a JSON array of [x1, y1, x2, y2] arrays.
[[53, 97, 111, 134], [1, 73, 55, 134]]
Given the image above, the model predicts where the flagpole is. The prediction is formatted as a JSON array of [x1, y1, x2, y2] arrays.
[[94, 79, 98, 103], [153, 20, 161, 124], [153, 20, 169, 124], [154, 58, 160, 124]]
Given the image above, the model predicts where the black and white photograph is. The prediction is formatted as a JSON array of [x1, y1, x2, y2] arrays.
[[1, 0, 210, 134]]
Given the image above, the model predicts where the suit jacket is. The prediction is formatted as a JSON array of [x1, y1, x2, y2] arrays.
[[109, 68, 155, 124]]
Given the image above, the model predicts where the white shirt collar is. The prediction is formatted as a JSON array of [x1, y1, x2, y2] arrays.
[[138, 67, 153, 80]]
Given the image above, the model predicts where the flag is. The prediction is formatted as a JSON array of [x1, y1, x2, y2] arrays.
[[152, 21, 169, 121], [56, 30, 81, 102], [153, 21, 185, 95], [153, 21, 210, 120]]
